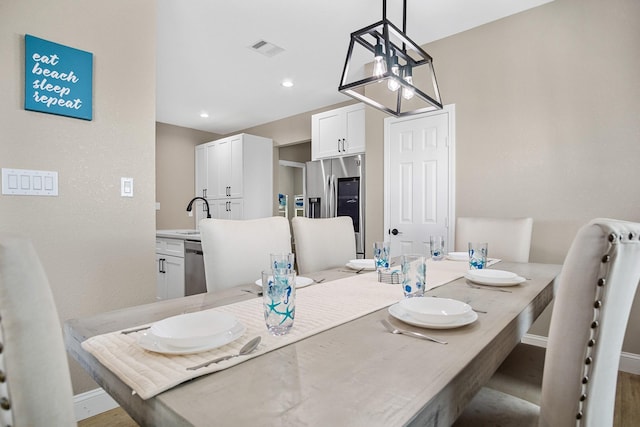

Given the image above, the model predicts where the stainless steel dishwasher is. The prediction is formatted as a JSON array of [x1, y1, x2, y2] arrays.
[[184, 240, 207, 295]]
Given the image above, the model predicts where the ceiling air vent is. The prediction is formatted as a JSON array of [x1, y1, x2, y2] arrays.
[[249, 39, 284, 58]]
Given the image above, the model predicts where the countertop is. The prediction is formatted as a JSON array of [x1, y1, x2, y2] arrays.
[[156, 229, 201, 241]]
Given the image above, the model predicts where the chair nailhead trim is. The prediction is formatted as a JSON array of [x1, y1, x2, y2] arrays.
[[0, 371, 5, 383], [588, 339, 596, 347], [0, 398, 9, 411], [582, 376, 589, 384], [585, 357, 592, 365], [601, 254, 610, 263], [577, 411, 583, 420], [608, 233, 617, 242], [594, 300, 602, 308], [597, 278, 606, 287], [590, 320, 598, 329], [580, 393, 587, 401]]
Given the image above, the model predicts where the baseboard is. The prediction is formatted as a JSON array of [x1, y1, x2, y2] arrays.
[[73, 388, 119, 421], [522, 333, 640, 375]]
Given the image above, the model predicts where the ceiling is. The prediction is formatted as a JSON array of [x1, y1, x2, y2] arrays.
[[156, 0, 552, 135]]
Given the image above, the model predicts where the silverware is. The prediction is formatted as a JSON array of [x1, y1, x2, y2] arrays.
[[380, 320, 447, 345], [120, 326, 151, 335], [187, 336, 262, 371], [466, 282, 512, 293], [339, 268, 365, 274], [242, 289, 263, 296], [314, 277, 326, 283]]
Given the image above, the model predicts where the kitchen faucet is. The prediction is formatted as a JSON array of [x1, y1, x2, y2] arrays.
[[186, 197, 211, 218]]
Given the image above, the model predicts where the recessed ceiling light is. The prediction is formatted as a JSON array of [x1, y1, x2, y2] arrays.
[[281, 80, 294, 88], [200, 112, 209, 118]]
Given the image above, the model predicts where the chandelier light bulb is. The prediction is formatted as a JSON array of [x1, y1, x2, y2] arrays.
[[373, 42, 387, 78], [387, 53, 400, 91], [402, 66, 415, 100]]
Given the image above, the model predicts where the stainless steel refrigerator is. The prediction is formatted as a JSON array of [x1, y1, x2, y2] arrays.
[[305, 154, 365, 257]]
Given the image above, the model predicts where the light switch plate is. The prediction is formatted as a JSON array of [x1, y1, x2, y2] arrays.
[[2, 168, 58, 196], [121, 177, 133, 197]]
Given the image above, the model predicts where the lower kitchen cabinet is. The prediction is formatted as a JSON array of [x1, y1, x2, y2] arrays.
[[155, 238, 185, 300], [155, 253, 184, 300]]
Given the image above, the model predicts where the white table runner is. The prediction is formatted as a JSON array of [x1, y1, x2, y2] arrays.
[[81, 261, 491, 400]]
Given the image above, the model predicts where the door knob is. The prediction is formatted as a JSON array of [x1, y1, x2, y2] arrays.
[[390, 228, 402, 236]]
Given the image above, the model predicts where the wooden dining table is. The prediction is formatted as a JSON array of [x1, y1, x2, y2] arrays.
[[64, 260, 561, 427]]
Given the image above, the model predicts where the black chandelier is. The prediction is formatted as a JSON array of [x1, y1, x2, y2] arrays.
[[338, 0, 443, 117]]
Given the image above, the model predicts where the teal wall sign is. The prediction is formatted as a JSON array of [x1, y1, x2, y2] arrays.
[[24, 34, 93, 120]]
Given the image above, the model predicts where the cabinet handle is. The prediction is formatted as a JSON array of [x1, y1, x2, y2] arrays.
[[203, 189, 207, 198], [337, 139, 342, 153], [342, 138, 347, 152], [159, 258, 166, 273]]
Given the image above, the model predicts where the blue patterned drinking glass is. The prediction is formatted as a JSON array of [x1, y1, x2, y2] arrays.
[[400, 254, 426, 298], [468, 242, 488, 270], [270, 252, 295, 271], [262, 269, 296, 336], [374, 241, 390, 271], [429, 235, 445, 261]]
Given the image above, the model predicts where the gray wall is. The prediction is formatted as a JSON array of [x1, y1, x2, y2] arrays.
[[364, 0, 640, 351], [0, 0, 156, 393], [232, 0, 640, 353], [155, 122, 219, 229]]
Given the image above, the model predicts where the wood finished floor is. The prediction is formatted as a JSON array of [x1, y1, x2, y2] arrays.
[[78, 372, 640, 427]]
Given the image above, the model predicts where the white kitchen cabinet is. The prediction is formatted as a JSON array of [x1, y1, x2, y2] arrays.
[[155, 238, 185, 300], [312, 103, 365, 160], [195, 133, 272, 220], [195, 144, 208, 199], [208, 135, 243, 199], [210, 199, 244, 220]]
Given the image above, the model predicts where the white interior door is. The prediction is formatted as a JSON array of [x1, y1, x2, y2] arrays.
[[384, 106, 455, 257]]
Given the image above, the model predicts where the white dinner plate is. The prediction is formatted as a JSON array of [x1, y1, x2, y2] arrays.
[[346, 259, 376, 270], [149, 311, 243, 348], [399, 297, 472, 324], [255, 276, 314, 288], [464, 269, 526, 287], [388, 303, 478, 329], [139, 321, 245, 355], [446, 252, 469, 261]]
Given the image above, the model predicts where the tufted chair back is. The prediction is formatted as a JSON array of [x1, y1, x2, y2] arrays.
[[200, 217, 292, 292], [539, 218, 640, 426], [0, 234, 76, 426]]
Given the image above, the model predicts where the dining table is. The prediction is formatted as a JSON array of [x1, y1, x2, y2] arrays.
[[64, 259, 561, 427]]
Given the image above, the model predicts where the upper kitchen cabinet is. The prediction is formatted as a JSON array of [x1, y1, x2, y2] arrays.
[[312, 103, 365, 160], [195, 133, 273, 221]]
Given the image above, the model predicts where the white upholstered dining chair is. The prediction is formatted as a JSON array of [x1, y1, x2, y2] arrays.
[[291, 216, 356, 274], [199, 216, 292, 292], [455, 217, 533, 262], [0, 233, 76, 426], [454, 218, 640, 427]]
